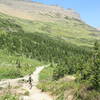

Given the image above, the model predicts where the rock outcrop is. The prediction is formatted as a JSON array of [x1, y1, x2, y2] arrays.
[[0, 0, 81, 21]]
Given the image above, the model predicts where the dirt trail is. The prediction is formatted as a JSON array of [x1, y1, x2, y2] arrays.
[[20, 66, 53, 100], [0, 65, 53, 100]]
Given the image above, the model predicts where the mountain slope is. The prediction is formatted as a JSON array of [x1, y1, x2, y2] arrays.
[[0, 1, 100, 100], [0, 12, 100, 47], [0, 0, 100, 46], [0, 12, 93, 85], [0, 0, 80, 21]]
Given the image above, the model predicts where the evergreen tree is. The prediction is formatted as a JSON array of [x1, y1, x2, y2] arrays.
[[77, 41, 100, 90], [89, 41, 100, 90]]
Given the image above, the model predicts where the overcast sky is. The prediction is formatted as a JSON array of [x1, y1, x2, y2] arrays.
[[32, 0, 100, 27]]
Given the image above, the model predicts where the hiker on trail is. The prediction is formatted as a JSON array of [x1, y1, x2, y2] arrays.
[[28, 74, 33, 89]]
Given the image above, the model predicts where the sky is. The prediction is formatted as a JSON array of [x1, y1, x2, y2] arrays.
[[32, 0, 100, 28]]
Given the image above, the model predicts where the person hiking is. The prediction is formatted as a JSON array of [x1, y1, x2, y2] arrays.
[[28, 74, 33, 89]]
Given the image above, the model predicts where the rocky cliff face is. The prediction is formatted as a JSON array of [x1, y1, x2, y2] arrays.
[[0, 0, 81, 21]]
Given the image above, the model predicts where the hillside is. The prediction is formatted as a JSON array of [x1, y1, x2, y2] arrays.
[[0, 0, 100, 100], [0, 13, 100, 47], [0, 0, 100, 46], [0, 0, 80, 21]]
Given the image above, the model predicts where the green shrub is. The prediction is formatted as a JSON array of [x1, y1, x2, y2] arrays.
[[24, 90, 30, 96], [0, 93, 19, 100]]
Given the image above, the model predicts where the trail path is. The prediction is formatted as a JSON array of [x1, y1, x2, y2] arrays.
[[0, 65, 53, 100]]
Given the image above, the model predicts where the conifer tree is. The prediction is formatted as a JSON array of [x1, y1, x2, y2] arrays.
[[89, 41, 100, 90]]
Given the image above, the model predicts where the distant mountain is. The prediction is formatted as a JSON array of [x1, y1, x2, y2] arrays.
[[0, 0, 81, 21]]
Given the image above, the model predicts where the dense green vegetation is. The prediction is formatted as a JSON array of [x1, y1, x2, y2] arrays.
[[0, 50, 43, 79], [0, 13, 93, 77], [0, 93, 19, 100], [0, 30, 93, 78], [38, 41, 100, 100], [77, 41, 100, 90], [0, 12, 100, 100]]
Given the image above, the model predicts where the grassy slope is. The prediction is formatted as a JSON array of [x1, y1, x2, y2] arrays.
[[0, 12, 100, 100], [1, 13, 100, 47], [0, 49, 44, 79], [17, 17, 100, 47], [0, 12, 98, 79], [38, 65, 100, 100], [0, 13, 44, 79], [38, 78, 100, 100]]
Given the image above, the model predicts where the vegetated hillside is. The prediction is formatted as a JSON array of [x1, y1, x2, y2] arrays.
[[0, 12, 98, 79], [0, 7, 100, 100], [0, 12, 92, 73], [0, 1, 100, 99], [0, 0, 100, 46], [0, 12, 100, 47], [0, 12, 44, 79]]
